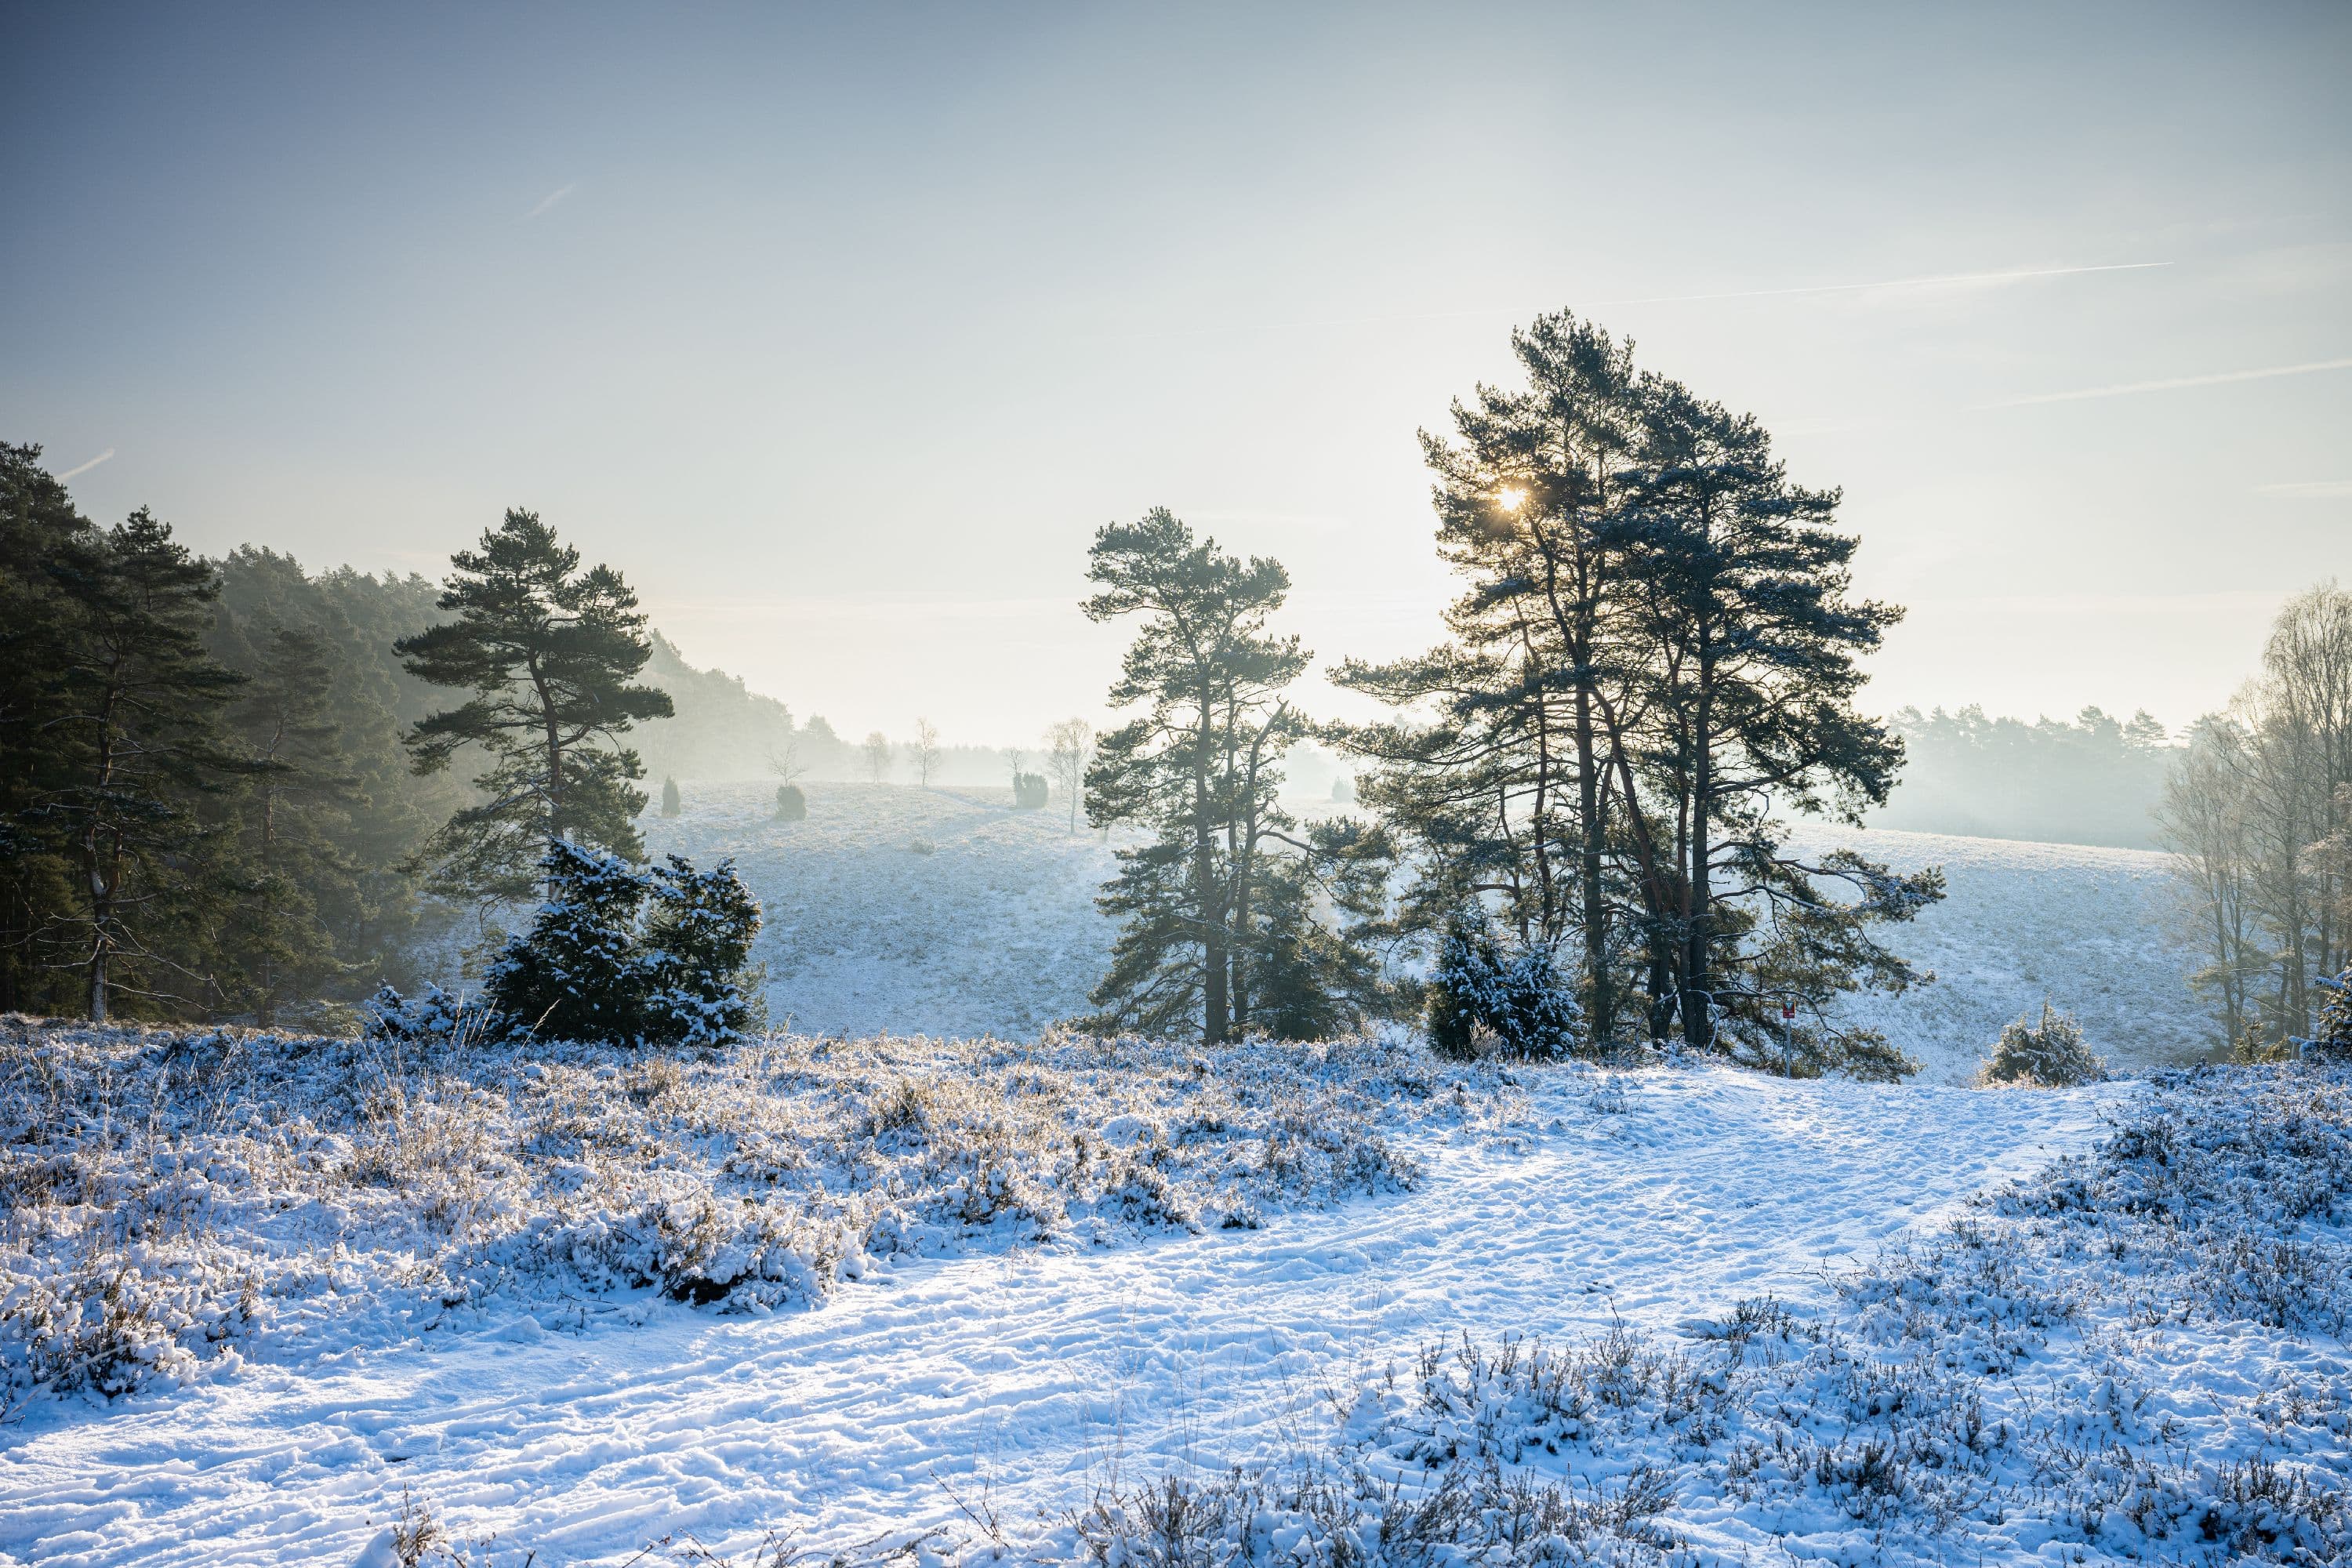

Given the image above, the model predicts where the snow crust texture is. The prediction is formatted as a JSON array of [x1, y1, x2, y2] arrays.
[[0, 1021, 2183, 1566]]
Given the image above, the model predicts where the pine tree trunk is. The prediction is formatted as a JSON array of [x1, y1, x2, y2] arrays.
[[1196, 682, 1227, 1044], [1574, 679, 1611, 1036], [1682, 645, 1715, 1053]]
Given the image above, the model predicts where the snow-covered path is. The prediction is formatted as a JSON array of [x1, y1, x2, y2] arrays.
[[0, 1069, 2121, 1566]]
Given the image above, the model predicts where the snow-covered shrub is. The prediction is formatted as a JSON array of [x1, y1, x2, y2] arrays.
[[773, 782, 807, 821], [485, 841, 656, 1044], [360, 982, 497, 1044], [1978, 1001, 2104, 1086], [641, 854, 765, 1045], [1425, 913, 1582, 1059], [0, 1017, 1512, 1409], [480, 841, 764, 1047], [1087, 1065, 2351, 1566]]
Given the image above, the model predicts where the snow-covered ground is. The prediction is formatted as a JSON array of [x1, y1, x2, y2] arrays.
[[646, 783, 2212, 1081], [0, 1041, 2127, 1566], [644, 782, 1123, 1042], [1782, 824, 2210, 1082]]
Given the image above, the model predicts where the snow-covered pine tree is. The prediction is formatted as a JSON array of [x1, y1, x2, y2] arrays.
[[1425, 909, 1582, 1058], [484, 840, 652, 1044], [641, 854, 764, 1045]]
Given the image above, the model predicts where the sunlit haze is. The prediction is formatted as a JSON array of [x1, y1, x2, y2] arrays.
[[5, 3, 2347, 746]]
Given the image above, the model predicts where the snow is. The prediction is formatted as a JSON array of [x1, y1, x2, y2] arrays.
[[0, 789, 2308, 1567], [0, 1049, 2127, 1566], [644, 782, 1123, 1041], [1784, 824, 2211, 1083], [641, 784, 2214, 1080]]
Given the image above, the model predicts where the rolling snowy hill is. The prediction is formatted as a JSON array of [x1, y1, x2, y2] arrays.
[[648, 782, 2215, 1081]]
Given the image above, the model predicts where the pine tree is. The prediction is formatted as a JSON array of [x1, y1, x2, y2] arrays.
[[1330, 312, 1643, 1035], [1332, 314, 1940, 1073], [1609, 376, 1933, 1058], [0, 444, 101, 1015], [661, 775, 682, 818], [38, 509, 250, 1020], [1083, 508, 1352, 1042], [774, 782, 807, 821], [396, 510, 673, 903], [223, 623, 365, 1023]]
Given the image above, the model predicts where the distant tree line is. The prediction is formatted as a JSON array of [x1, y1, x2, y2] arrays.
[[2159, 584, 2352, 1053], [1080, 311, 1940, 1073], [1871, 704, 2175, 849]]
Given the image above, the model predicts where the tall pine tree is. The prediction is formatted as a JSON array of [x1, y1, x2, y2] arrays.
[[1077, 505, 1364, 1044], [396, 510, 673, 903], [38, 509, 249, 1020]]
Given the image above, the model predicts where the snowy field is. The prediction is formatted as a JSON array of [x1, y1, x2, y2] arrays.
[[1, 1019, 2344, 1566], [647, 783, 2213, 1080]]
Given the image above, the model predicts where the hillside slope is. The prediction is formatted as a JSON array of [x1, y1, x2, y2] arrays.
[[645, 785, 2214, 1078]]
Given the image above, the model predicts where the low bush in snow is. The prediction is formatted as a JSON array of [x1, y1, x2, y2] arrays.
[[1425, 915, 1583, 1061], [1978, 1000, 2105, 1087], [0, 1017, 1521, 1412]]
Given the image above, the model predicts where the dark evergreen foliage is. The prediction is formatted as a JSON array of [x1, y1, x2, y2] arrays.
[[9, 494, 251, 1020], [660, 776, 682, 818], [774, 782, 807, 821], [1330, 310, 1940, 1074], [479, 840, 762, 1046], [396, 509, 673, 904], [642, 854, 765, 1045], [1425, 911, 1583, 1059], [1080, 508, 1383, 1042], [1012, 771, 1049, 810]]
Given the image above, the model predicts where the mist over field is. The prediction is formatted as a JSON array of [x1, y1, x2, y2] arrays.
[[2, 6, 2349, 1566]]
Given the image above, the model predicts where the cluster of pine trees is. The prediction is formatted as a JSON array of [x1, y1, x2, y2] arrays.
[[1081, 312, 1941, 1073], [2160, 583, 2352, 1053], [1, 446, 760, 1038], [0, 444, 474, 1023]]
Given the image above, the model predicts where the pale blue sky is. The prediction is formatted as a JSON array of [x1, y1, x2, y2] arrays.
[[5, 3, 2347, 744]]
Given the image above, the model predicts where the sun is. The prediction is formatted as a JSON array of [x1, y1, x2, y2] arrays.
[[1494, 486, 1526, 514]]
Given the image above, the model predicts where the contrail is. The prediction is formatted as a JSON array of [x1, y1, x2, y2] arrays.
[[1983, 357, 2352, 408], [524, 181, 578, 220], [57, 447, 114, 480], [1109, 261, 2169, 339], [1587, 260, 2171, 307]]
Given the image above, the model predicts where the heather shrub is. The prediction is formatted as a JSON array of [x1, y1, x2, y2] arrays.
[[1980, 1001, 2103, 1087]]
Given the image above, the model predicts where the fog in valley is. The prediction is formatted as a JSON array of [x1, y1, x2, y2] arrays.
[[2, 7, 2348, 1567]]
